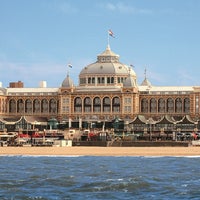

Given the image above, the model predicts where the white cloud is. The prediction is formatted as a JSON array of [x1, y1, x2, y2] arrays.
[[106, 3, 116, 11], [0, 61, 66, 87], [45, 1, 78, 15], [176, 69, 198, 86], [0, 58, 92, 88], [103, 2, 153, 15], [57, 2, 78, 14]]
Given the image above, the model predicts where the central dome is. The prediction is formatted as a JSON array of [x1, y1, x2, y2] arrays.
[[79, 45, 136, 87]]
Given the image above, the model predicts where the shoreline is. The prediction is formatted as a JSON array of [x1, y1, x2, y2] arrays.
[[1, 146, 200, 156]]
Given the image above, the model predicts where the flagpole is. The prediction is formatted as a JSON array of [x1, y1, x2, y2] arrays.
[[107, 30, 110, 46], [67, 67, 69, 76], [67, 63, 72, 76]]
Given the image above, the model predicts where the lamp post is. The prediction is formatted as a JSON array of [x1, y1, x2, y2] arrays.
[[147, 118, 153, 141], [173, 122, 177, 141], [124, 121, 129, 138], [194, 120, 198, 132], [113, 117, 119, 136], [149, 121, 152, 141]]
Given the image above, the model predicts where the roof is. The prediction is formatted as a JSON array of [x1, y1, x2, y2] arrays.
[[139, 85, 194, 92], [98, 45, 119, 57], [177, 115, 196, 124], [80, 62, 136, 76], [24, 116, 48, 124], [130, 115, 147, 124], [156, 115, 176, 124], [0, 88, 6, 95], [140, 77, 152, 87], [123, 74, 137, 88], [79, 45, 136, 77], [61, 74, 74, 88], [0, 116, 48, 125], [6, 87, 59, 95]]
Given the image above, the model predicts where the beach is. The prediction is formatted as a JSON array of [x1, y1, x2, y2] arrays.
[[0, 146, 200, 156]]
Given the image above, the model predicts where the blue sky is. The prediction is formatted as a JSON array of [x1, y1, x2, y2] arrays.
[[0, 0, 200, 88]]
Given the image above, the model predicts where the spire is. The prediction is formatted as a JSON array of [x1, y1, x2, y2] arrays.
[[107, 44, 111, 50], [141, 68, 152, 87], [144, 68, 147, 79]]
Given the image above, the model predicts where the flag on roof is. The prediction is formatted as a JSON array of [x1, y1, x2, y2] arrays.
[[108, 29, 115, 38], [68, 63, 72, 68]]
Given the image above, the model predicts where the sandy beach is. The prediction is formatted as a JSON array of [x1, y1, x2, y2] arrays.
[[0, 146, 200, 156]]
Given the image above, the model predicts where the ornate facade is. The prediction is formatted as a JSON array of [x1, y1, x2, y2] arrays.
[[0, 45, 200, 132]]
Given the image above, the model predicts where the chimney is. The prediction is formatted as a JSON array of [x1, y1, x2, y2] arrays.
[[9, 81, 24, 88], [39, 81, 47, 88]]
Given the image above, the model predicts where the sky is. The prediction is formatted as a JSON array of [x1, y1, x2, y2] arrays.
[[1, 0, 200, 88]]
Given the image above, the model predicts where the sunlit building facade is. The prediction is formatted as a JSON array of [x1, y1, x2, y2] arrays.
[[0, 45, 200, 133]]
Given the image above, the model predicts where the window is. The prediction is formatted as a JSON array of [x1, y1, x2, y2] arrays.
[[125, 97, 131, 104], [74, 97, 82, 113], [141, 98, 148, 113], [62, 106, 69, 113], [98, 77, 105, 84], [80, 78, 86, 84], [184, 98, 190, 113], [62, 98, 69, 104], [107, 77, 114, 84], [74, 107, 82, 112], [124, 106, 131, 112], [103, 97, 111, 112], [92, 77, 95, 84]]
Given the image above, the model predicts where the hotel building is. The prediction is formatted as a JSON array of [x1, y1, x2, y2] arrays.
[[0, 45, 199, 134]]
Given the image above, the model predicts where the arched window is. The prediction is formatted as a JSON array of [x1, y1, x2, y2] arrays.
[[41, 99, 48, 113], [184, 98, 190, 113], [141, 98, 148, 113], [158, 98, 165, 113], [25, 99, 32, 113], [9, 99, 16, 113], [167, 98, 174, 113], [112, 97, 120, 113], [84, 97, 91, 113], [74, 97, 82, 113], [175, 98, 182, 113], [49, 99, 57, 113], [17, 99, 24, 113], [33, 99, 40, 113], [93, 97, 101, 112], [103, 97, 111, 112], [150, 98, 157, 113]]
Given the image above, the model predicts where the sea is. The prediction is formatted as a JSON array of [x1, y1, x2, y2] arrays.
[[0, 155, 200, 200]]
